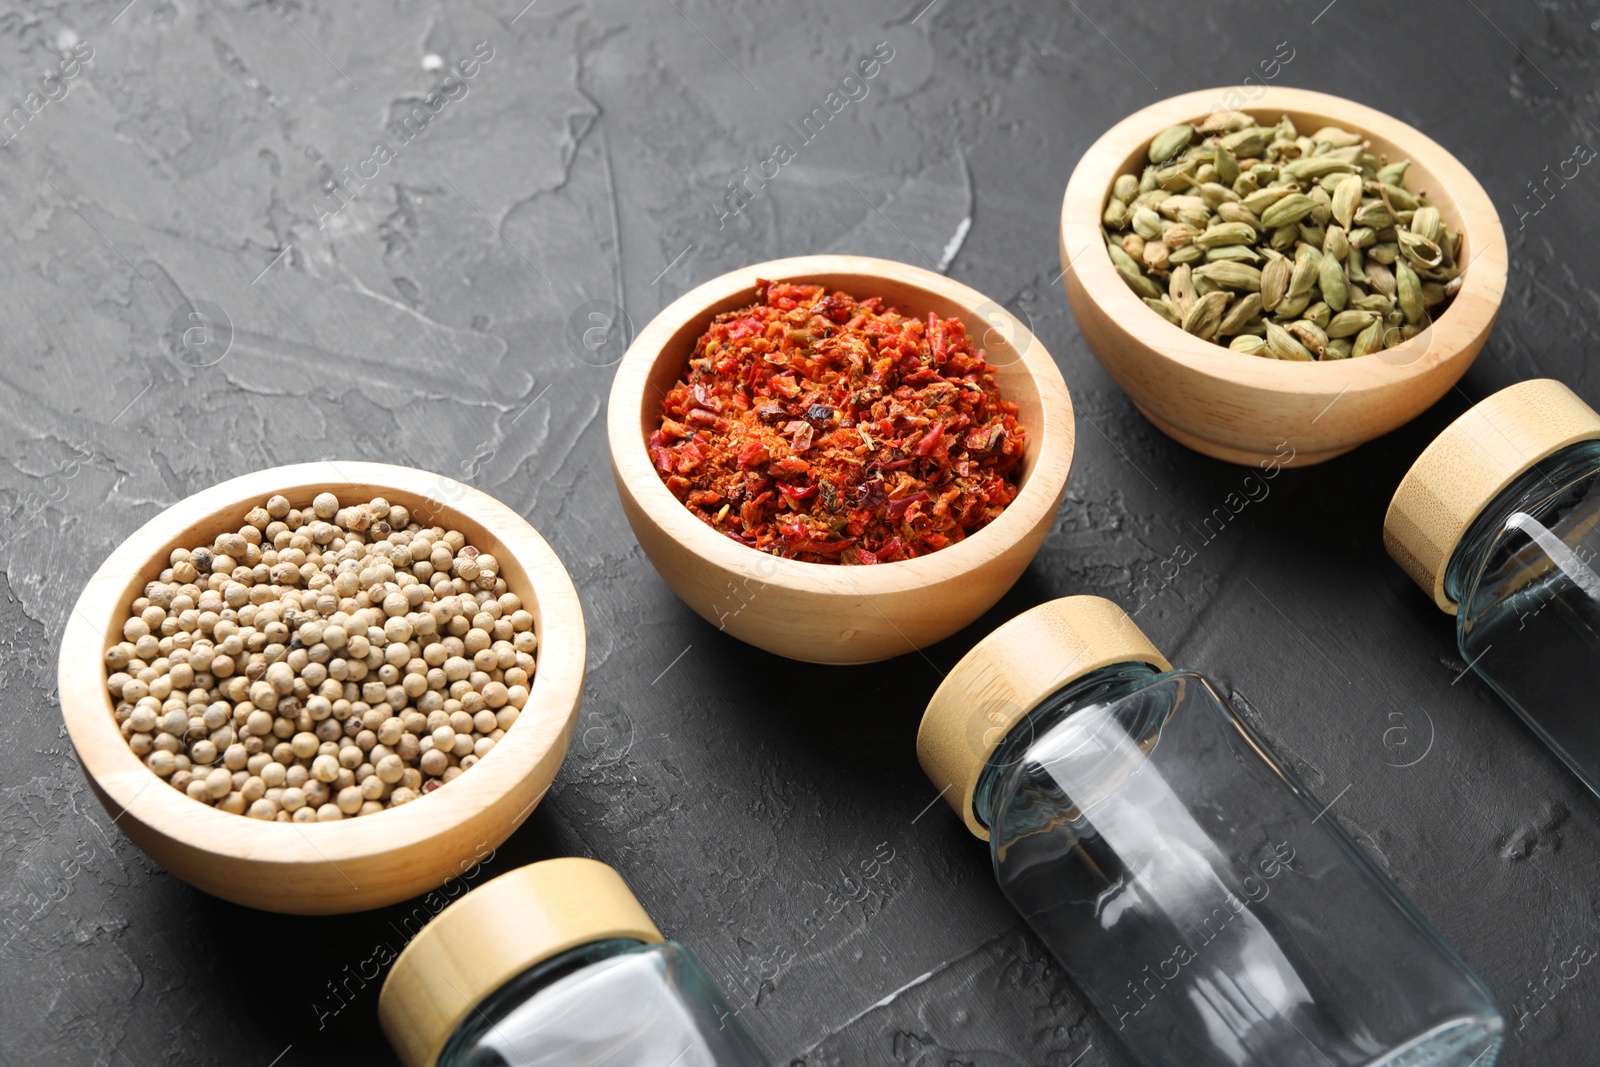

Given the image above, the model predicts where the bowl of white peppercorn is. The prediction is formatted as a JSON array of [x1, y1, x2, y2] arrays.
[[58, 461, 585, 915]]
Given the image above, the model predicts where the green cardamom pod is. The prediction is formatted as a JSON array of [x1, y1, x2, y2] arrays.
[[1266, 322, 1314, 361], [1345, 246, 1365, 281], [1260, 257, 1290, 312], [1107, 239, 1140, 274], [1113, 173, 1140, 203], [1327, 309, 1378, 337], [1229, 334, 1269, 357], [1397, 230, 1444, 270], [1282, 156, 1359, 182], [1168, 263, 1197, 317], [1198, 182, 1241, 209], [1193, 222, 1258, 250], [1215, 143, 1239, 187], [1353, 200, 1394, 230], [1108, 240, 1162, 299], [1351, 317, 1386, 357], [1219, 127, 1269, 158], [1155, 193, 1201, 219], [1149, 123, 1195, 164], [1217, 202, 1263, 228], [1286, 320, 1329, 358], [1143, 240, 1171, 273], [1288, 246, 1321, 300], [1206, 245, 1262, 264], [1366, 242, 1399, 265], [1330, 174, 1362, 230], [1197, 109, 1254, 134], [1104, 198, 1128, 229], [1219, 292, 1264, 335], [1310, 126, 1365, 148], [1318, 253, 1348, 312], [1376, 160, 1410, 185], [1323, 338, 1353, 360], [1260, 193, 1318, 229], [1439, 225, 1460, 269], [1275, 290, 1313, 319], [1132, 207, 1165, 239], [1297, 224, 1327, 251], [1243, 185, 1299, 216], [1308, 186, 1333, 228], [1170, 243, 1205, 265], [1365, 262, 1397, 298], [1157, 161, 1199, 192], [1378, 183, 1419, 212], [1396, 260, 1424, 324], [1144, 297, 1181, 326], [1323, 224, 1350, 262], [1182, 290, 1230, 341], [1195, 261, 1264, 291]]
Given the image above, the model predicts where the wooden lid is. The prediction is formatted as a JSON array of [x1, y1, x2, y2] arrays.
[[1384, 380, 1600, 615], [378, 858, 663, 1067], [915, 596, 1171, 840]]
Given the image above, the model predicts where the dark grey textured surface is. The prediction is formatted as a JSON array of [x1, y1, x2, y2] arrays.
[[3, 1, 1599, 1064]]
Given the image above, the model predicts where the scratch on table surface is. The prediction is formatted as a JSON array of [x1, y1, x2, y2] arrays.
[[792, 926, 1016, 1058]]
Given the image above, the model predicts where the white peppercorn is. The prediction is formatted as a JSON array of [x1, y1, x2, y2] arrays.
[[105, 491, 535, 819]]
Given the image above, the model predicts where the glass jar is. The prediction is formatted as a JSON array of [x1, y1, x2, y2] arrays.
[[1386, 378, 1600, 795], [917, 596, 1504, 1067], [380, 858, 769, 1067]]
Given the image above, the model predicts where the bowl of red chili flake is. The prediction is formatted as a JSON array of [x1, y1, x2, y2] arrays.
[[607, 255, 1075, 665]]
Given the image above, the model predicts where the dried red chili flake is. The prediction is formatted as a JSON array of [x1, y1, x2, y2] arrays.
[[649, 279, 1026, 564]]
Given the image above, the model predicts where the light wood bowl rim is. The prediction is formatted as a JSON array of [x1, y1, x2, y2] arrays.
[[57, 462, 585, 874], [606, 254, 1074, 599], [1060, 86, 1507, 400]]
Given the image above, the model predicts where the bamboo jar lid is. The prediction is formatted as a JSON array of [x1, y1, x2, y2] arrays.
[[379, 858, 663, 1067], [1384, 379, 1600, 615], [916, 596, 1171, 840]]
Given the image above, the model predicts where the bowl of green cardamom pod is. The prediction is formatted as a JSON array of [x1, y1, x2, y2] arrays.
[[1060, 86, 1506, 467]]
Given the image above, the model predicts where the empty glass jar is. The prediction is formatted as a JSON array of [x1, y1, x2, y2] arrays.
[[1386, 378, 1600, 795], [917, 596, 1504, 1067], [379, 858, 769, 1067]]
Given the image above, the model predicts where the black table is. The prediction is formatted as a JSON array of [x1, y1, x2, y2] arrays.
[[4, 1, 1597, 1064]]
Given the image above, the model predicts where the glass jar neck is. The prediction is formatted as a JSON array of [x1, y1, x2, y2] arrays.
[[972, 660, 1164, 832], [1443, 439, 1600, 608]]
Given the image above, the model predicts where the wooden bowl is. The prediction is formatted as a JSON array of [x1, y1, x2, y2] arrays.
[[1060, 87, 1506, 467], [606, 254, 1075, 665], [57, 462, 585, 914]]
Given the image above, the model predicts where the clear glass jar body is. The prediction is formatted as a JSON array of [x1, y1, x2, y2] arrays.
[[438, 938, 769, 1067], [975, 664, 1504, 1067], [1447, 439, 1600, 795]]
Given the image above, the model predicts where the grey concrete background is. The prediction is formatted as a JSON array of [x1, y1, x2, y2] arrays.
[[2, 0, 1598, 1064]]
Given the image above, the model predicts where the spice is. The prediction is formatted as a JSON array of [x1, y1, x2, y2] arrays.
[[650, 280, 1026, 564], [1101, 113, 1464, 359], [104, 493, 538, 821]]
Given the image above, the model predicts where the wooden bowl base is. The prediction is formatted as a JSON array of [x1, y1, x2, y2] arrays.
[[1134, 405, 1355, 468]]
